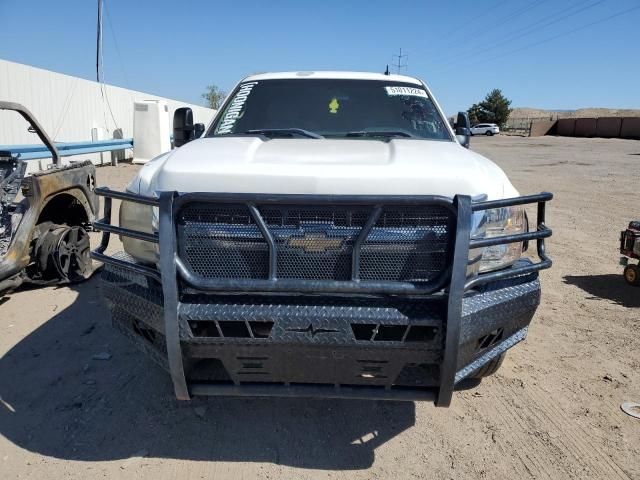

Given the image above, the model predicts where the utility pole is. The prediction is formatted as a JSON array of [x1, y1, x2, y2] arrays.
[[96, 0, 103, 83], [392, 48, 408, 74]]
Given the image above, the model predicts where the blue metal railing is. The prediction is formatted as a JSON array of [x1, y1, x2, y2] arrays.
[[0, 138, 133, 160]]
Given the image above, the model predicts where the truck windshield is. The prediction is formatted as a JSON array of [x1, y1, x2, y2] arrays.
[[209, 79, 452, 141]]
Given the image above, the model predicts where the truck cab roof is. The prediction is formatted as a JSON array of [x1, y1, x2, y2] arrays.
[[242, 71, 423, 85]]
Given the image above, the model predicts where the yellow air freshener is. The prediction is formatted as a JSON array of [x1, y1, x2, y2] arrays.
[[328, 97, 340, 114]]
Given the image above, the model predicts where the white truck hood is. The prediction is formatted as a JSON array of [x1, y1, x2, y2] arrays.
[[130, 137, 518, 200]]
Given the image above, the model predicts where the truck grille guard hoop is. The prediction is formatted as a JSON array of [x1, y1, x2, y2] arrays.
[[173, 194, 456, 294], [91, 187, 552, 405]]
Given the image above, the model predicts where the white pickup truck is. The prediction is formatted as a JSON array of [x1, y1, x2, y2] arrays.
[[92, 71, 552, 406]]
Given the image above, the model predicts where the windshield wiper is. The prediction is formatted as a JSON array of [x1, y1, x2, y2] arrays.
[[345, 130, 415, 139], [243, 128, 324, 139]]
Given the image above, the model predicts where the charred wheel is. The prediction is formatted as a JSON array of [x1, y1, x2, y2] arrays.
[[33, 222, 92, 283]]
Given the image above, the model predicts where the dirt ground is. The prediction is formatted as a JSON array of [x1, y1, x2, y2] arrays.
[[1, 135, 638, 479]]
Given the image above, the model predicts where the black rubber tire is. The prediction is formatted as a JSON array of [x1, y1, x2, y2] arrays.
[[624, 264, 640, 286], [471, 353, 505, 378], [485, 130, 493, 136]]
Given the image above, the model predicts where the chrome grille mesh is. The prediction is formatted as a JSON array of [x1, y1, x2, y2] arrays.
[[360, 208, 450, 282], [177, 202, 452, 284], [264, 206, 370, 280], [178, 205, 268, 278]]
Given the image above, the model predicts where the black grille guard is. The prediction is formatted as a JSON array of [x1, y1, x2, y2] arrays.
[[91, 188, 552, 406]]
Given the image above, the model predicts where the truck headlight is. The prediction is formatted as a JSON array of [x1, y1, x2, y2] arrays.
[[470, 206, 525, 274], [119, 201, 159, 265]]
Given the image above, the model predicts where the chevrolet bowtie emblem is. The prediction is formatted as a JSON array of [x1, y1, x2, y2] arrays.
[[287, 232, 344, 253]]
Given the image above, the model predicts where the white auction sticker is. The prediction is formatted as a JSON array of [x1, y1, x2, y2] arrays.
[[384, 86, 428, 98]]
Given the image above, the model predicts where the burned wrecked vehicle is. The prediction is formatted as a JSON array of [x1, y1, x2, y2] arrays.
[[92, 72, 552, 406], [620, 220, 640, 286], [0, 101, 97, 294]]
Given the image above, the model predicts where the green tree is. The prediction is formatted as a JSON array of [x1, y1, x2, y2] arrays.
[[467, 103, 484, 125], [202, 84, 226, 110], [467, 89, 512, 127]]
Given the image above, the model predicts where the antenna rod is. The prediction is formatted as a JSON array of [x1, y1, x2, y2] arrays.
[[392, 47, 408, 74]]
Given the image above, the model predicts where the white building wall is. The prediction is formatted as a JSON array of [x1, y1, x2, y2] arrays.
[[0, 59, 216, 167]]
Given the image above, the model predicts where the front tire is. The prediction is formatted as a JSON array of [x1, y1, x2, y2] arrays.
[[470, 353, 505, 378], [624, 264, 640, 286], [485, 131, 494, 136]]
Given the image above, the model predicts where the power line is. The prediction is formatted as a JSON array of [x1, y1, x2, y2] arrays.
[[445, 4, 640, 72], [428, 0, 550, 65], [448, 0, 508, 35], [103, 0, 131, 90], [96, 0, 110, 132], [456, 0, 550, 46], [496, 0, 551, 25], [420, 0, 508, 66], [95, 0, 120, 132], [52, 77, 79, 140], [101, 81, 121, 132], [438, 0, 604, 70]]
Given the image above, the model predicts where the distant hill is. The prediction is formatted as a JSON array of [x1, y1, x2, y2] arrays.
[[511, 107, 640, 119]]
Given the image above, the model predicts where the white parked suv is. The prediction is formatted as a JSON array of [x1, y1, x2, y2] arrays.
[[471, 123, 500, 136], [92, 71, 552, 407]]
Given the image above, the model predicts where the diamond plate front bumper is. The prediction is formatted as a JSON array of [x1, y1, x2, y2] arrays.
[[92, 189, 552, 406]]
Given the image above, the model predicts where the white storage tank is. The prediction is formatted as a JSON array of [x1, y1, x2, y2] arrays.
[[132, 100, 171, 164]]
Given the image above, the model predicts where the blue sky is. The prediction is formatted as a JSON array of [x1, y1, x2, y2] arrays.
[[0, 0, 638, 114]]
